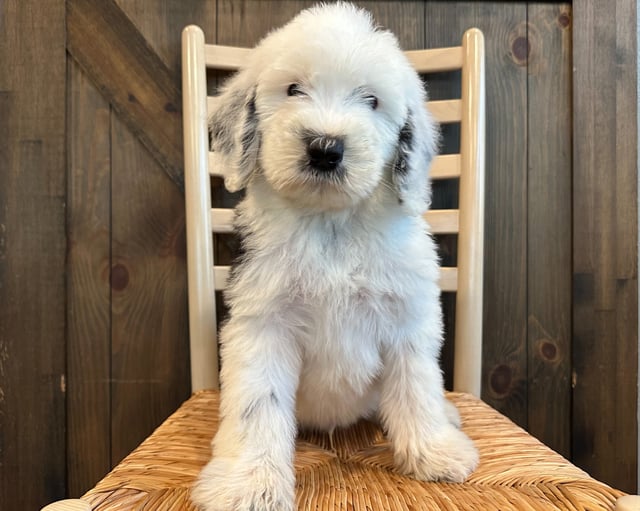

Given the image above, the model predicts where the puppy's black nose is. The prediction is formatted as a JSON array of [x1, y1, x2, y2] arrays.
[[307, 136, 344, 172]]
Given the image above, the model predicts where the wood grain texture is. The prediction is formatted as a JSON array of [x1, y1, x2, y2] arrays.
[[526, 3, 572, 459], [66, 0, 184, 190], [572, 0, 638, 493], [0, 1, 67, 509], [66, 59, 112, 497], [424, 2, 529, 427], [115, 0, 217, 76], [103, 0, 218, 469], [109, 113, 191, 466], [21, 0, 634, 498], [217, 0, 316, 46], [357, 1, 425, 49]]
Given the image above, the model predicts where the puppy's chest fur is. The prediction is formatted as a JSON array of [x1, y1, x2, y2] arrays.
[[236, 198, 421, 334], [230, 192, 437, 428], [295, 215, 421, 428]]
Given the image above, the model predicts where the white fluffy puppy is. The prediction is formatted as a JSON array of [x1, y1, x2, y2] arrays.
[[192, 3, 478, 510]]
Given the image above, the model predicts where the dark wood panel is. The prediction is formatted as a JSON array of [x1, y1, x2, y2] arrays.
[[67, 0, 184, 190], [0, 1, 67, 509], [102, 0, 218, 468], [116, 0, 217, 76], [0, 0, 627, 499], [66, 59, 112, 497], [526, 3, 572, 458], [424, 2, 529, 427], [217, 1, 424, 49], [217, 0, 316, 46], [357, 1, 424, 48], [109, 113, 191, 465], [572, 0, 638, 493]]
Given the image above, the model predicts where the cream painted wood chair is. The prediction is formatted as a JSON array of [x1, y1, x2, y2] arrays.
[[185, 29, 485, 397], [43, 24, 630, 511]]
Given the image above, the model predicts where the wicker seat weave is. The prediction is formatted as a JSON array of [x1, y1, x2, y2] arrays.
[[82, 390, 623, 510]]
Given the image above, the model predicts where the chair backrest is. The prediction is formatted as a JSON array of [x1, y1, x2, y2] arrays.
[[181, 25, 485, 396]]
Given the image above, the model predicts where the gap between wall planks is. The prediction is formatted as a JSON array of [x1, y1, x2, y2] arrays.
[[0, 1, 67, 510]]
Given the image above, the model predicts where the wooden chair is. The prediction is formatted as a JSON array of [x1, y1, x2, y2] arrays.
[[43, 24, 630, 511]]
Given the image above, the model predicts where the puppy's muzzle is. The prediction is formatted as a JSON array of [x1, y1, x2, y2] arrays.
[[307, 135, 344, 172]]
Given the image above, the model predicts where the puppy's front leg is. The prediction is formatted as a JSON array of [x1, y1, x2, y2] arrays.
[[379, 313, 478, 483], [192, 318, 301, 511]]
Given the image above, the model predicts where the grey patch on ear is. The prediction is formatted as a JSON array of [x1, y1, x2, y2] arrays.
[[239, 92, 260, 169], [208, 85, 261, 191], [209, 89, 246, 154], [391, 107, 437, 215], [393, 115, 414, 177], [209, 91, 240, 153], [224, 212, 253, 297]]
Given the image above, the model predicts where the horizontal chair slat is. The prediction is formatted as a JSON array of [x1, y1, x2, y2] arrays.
[[425, 210, 459, 234], [209, 151, 460, 180], [204, 45, 249, 70], [214, 266, 229, 291], [204, 44, 464, 74], [207, 96, 461, 125], [210, 208, 234, 233], [214, 264, 458, 292], [210, 176, 459, 235], [428, 99, 462, 124], [431, 154, 461, 179], [406, 46, 463, 73], [209, 151, 461, 180], [211, 208, 457, 235], [439, 267, 458, 292], [208, 152, 223, 177]]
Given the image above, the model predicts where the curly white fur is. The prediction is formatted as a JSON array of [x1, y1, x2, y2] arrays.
[[192, 3, 478, 510]]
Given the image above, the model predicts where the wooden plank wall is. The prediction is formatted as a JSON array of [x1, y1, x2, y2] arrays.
[[422, 0, 574, 458], [66, 0, 217, 496], [572, 0, 638, 492], [0, 1, 637, 509], [0, 1, 67, 510]]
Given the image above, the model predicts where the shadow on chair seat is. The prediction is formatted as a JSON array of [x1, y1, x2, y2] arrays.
[[80, 390, 624, 511]]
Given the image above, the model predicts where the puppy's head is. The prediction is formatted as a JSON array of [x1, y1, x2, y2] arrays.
[[210, 2, 438, 214]]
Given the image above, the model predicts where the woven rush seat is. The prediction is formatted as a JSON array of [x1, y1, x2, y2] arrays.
[[82, 390, 623, 510]]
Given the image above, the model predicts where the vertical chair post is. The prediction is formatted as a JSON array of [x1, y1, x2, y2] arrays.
[[182, 25, 219, 391], [453, 28, 486, 396]]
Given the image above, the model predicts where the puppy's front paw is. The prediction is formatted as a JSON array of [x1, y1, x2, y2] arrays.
[[395, 425, 479, 483], [191, 457, 294, 511]]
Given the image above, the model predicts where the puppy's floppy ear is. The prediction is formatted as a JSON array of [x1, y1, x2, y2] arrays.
[[209, 72, 260, 192], [391, 85, 439, 215]]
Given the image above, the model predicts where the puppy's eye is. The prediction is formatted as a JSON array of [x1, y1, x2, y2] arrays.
[[365, 95, 378, 110], [287, 83, 305, 97]]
